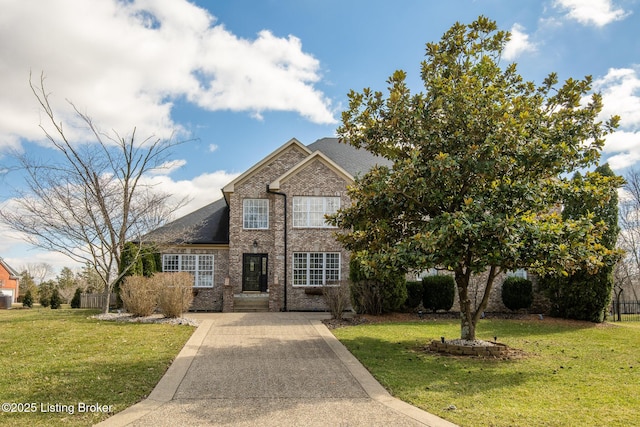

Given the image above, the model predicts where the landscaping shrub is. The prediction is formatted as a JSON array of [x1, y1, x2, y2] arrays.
[[422, 275, 455, 312], [540, 271, 613, 322], [70, 287, 82, 309], [156, 272, 194, 318], [349, 258, 407, 315], [49, 289, 62, 309], [120, 275, 159, 317], [322, 281, 351, 320], [501, 276, 533, 311], [22, 290, 33, 308], [404, 281, 423, 310]]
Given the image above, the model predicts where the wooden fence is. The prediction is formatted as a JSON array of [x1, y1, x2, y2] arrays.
[[80, 293, 117, 309]]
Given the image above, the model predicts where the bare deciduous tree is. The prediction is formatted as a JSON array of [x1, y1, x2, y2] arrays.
[[0, 74, 189, 312], [617, 168, 640, 303]]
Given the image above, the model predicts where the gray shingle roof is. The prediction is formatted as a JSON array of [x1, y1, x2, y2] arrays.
[[145, 197, 229, 245], [150, 137, 390, 245], [307, 137, 392, 177]]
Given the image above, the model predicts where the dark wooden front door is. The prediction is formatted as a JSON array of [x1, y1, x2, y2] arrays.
[[242, 254, 268, 292]]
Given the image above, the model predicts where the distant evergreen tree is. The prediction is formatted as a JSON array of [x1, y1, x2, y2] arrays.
[[70, 288, 82, 309]]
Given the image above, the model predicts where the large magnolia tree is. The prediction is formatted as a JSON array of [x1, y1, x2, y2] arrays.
[[330, 17, 622, 340]]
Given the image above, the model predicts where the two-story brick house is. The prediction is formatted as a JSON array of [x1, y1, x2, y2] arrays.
[[151, 137, 390, 311]]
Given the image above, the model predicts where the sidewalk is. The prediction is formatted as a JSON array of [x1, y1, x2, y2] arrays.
[[95, 312, 457, 426]]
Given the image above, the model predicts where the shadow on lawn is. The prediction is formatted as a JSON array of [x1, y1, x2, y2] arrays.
[[339, 335, 535, 397]]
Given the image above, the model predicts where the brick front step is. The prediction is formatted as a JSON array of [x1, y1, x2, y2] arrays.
[[233, 294, 270, 312]]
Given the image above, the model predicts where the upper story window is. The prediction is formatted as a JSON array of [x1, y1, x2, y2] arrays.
[[162, 254, 214, 288], [293, 196, 340, 228], [243, 199, 269, 229]]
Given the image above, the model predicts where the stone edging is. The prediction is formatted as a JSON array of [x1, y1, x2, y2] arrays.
[[429, 340, 509, 357]]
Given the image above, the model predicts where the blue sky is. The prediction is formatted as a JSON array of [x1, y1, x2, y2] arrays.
[[1, 0, 639, 276]]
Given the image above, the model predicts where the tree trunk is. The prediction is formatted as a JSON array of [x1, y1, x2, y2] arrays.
[[455, 267, 476, 341]]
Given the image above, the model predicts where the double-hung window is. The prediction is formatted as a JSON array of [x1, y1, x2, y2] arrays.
[[293, 252, 340, 286], [162, 254, 214, 288], [293, 196, 340, 228], [243, 199, 269, 229]]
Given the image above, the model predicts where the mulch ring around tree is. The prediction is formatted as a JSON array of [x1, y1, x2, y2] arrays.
[[323, 311, 614, 360]]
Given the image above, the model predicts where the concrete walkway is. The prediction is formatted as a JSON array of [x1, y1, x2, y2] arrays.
[[96, 312, 457, 427]]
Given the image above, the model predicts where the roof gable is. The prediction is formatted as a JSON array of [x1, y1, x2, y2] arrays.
[[222, 138, 311, 197], [0, 258, 20, 279], [268, 151, 353, 191]]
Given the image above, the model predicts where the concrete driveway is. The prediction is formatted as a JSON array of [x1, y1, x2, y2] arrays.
[[96, 312, 457, 427]]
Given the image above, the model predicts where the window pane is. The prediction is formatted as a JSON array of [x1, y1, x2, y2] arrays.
[[243, 199, 268, 229], [162, 254, 214, 288]]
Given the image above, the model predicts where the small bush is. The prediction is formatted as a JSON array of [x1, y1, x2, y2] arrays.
[[501, 276, 533, 311], [39, 294, 50, 308], [422, 275, 455, 312], [22, 290, 33, 308], [121, 276, 159, 317], [50, 289, 62, 309], [404, 281, 423, 310], [70, 288, 82, 308], [322, 281, 351, 320], [156, 273, 194, 318]]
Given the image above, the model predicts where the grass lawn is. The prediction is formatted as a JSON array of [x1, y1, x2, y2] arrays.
[[0, 307, 194, 426], [332, 316, 640, 427]]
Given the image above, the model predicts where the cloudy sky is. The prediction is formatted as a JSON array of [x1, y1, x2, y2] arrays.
[[0, 0, 639, 275]]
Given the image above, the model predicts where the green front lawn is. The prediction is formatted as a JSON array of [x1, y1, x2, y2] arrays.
[[0, 308, 194, 426], [332, 317, 640, 427]]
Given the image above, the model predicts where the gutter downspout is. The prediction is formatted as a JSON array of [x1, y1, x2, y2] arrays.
[[267, 184, 287, 312]]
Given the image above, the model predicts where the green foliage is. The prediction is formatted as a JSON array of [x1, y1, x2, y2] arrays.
[[542, 164, 621, 322], [404, 281, 424, 309], [330, 16, 622, 339], [70, 288, 82, 309], [22, 290, 33, 308], [501, 276, 533, 311], [422, 275, 455, 312], [349, 258, 407, 315], [49, 289, 62, 309], [38, 280, 55, 308]]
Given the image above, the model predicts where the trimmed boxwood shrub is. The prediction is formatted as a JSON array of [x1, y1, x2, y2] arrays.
[[422, 275, 455, 312], [501, 276, 533, 311], [404, 281, 424, 310]]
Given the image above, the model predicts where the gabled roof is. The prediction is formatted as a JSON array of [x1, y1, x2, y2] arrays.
[[307, 137, 392, 177], [269, 151, 354, 191], [0, 258, 20, 279], [144, 198, 229, 245], [222, 138, 311, 198], [147, 137, 392, 245]]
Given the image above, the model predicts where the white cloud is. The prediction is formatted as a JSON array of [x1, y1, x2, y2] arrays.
[[593, 67, 640, 129], [149, 159, 188, 176], [0, 0, 335, 151], [208, 144, 219, 153], [553, 0, 630, 27], [591, 67, 640, 170], [503, 24, 537, 61]]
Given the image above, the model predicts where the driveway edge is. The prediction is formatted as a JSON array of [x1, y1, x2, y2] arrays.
[[94, 319, 214, 427], [308, 315, 458, 427]]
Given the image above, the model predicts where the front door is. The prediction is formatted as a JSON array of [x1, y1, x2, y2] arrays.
[[242, 254, 268, 292]]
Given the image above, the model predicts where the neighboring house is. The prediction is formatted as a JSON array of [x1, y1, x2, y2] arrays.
[[149, 137, 391, 312], [0, 257, 20, 303]]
